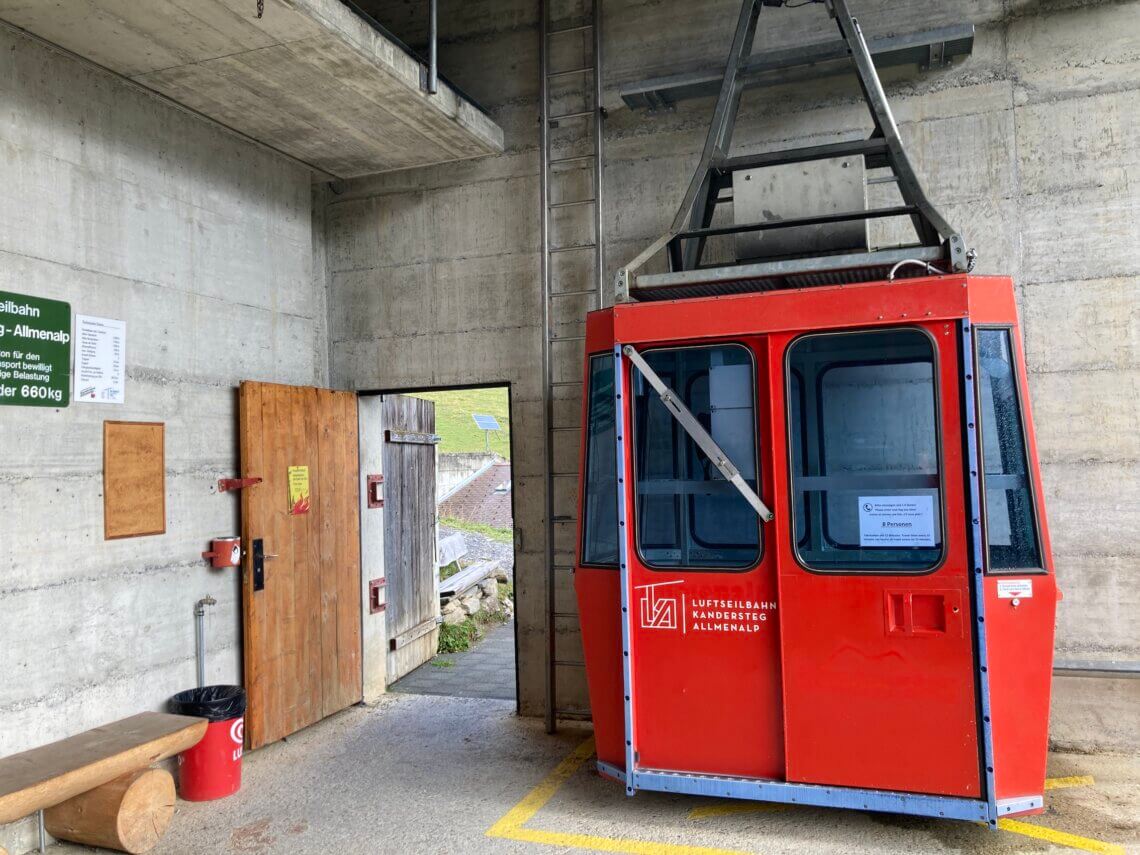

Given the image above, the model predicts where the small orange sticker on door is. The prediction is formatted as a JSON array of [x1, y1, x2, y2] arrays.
[[288, 465, 311, 515]]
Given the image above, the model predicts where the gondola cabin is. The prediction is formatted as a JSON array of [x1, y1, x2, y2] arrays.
[[573, 273, 1057, 824]]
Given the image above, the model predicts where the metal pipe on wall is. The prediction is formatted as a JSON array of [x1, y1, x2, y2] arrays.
[[195, 596, 217, 688], [593, 0, 605, 308], [539, 0, 555, 735], [428, 0, 438, 94]]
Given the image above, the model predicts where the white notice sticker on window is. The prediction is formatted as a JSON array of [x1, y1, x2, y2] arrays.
[[997, 579, 1033, 599], [858, 496, 935, 547]]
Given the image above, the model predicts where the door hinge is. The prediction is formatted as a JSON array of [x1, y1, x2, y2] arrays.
[[219, 476, 262, 492]]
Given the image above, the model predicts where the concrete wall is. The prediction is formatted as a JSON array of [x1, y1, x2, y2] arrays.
[[334, 0, 1139, 721], [0, 24, 324, 850], [326, 0, 550, 714]]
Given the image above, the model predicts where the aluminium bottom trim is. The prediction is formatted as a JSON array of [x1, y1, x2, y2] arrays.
[[628, 768, 990, 822], [597, 760, 623, 782], [996, 796, 1044, 815]]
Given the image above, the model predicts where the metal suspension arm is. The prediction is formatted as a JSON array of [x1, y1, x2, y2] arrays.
[[614, 0, 970, 302], [826, 0, 966, 269], [614, 0, 763, 299], [623, 345, 774, 523]]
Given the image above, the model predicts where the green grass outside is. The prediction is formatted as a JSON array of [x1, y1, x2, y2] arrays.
[[407, 387, 511, 458]]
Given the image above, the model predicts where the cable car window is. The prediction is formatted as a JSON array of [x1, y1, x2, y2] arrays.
[[976, 328, 1043, 571], [788, 329, 943, 572], [633, 344, 760, 570], [581, 355, 619, 566]]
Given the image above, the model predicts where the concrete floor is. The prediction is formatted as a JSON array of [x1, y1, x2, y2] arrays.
[[46, 694, 1140, 855], [390, 620, 517, 701]]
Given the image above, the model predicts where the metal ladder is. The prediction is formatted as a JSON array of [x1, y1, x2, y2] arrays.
[[540, 0, 604, 732]]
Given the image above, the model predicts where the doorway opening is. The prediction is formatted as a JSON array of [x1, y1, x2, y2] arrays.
[[387, 384, 518, 705]]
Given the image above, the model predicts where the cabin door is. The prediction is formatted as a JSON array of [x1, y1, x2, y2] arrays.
[[772, 325, 981, 797], [619, 338, 784, 778]]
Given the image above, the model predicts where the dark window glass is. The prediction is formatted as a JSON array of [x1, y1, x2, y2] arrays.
[[977, 329, 1042, 571], [789, 370, 809, 547], [582, 356, 619, 565], [789, 329, 943, 572], [632, 345, 760, 569]]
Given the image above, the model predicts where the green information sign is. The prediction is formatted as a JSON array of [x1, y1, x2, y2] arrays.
[[0, 290, 71, 407]]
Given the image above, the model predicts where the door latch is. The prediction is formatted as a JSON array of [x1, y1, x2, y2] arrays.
[[252, 538, 265, 592]]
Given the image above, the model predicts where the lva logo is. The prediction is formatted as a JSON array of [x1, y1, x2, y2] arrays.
[[635, 580, 682, 631]]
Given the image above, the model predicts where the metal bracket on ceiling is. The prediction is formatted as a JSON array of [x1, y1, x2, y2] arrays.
[[619, 23, 974, 111]]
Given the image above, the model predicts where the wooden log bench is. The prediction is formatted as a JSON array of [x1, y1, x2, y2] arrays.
[[438, 559, 499, 602], [0, 712, 206, 854]]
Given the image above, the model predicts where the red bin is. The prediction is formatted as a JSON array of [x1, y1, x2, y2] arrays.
[[170, 685, 246, 801]]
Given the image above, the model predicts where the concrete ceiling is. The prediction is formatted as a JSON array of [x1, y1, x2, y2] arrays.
[[0, 0, 504, 178]]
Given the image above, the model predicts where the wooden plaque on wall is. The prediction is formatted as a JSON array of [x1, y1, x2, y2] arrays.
[[103, 421, 166, 539]]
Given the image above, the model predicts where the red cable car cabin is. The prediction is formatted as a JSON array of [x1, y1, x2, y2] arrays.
[[574, 273, 1057, 824]]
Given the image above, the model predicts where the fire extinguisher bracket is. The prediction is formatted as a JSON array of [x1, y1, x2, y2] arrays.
[[203, 537, 242, 568]]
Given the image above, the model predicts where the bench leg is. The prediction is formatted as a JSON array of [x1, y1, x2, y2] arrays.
[[44, 769, 175, 854], [38, 809, 45, 853]]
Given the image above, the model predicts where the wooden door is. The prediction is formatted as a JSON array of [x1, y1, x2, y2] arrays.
[[240, 382, 363, 750], [382, 395, 440, 683]]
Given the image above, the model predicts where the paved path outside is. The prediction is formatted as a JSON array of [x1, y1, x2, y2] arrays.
[[389, 619, 516, 701]]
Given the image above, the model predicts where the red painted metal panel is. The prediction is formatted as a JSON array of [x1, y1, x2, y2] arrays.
[[575, 567, 626, 769], [985, 574, 1055, 804], [965, 276, 1019, 323], [573, 275, 1054, 807], [628, 564, 785, 777], [612, 275, 969, 345]]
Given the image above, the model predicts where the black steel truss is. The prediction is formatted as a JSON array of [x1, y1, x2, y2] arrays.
[[615, 0, 970, 302]]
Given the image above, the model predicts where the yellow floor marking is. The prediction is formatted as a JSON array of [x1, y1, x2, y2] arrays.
[[501, 826, 756, 855], [688, 802, 791, 821], [488, 743, 1122, 855], [1045, 775, 1096, 791], [486, 736, 753, 855], [998, 819, 1124, 855], [486, 736, 598, 836]]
